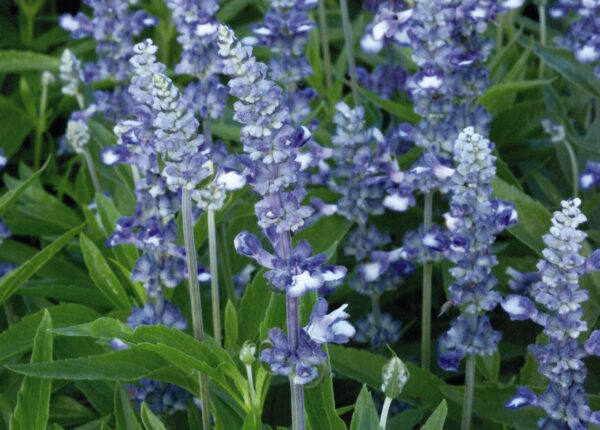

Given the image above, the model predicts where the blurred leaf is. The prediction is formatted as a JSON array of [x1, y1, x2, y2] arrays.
[[9, 310, 53, 430], [0, 223, 85, 306], [359, 87, 419, 124], [0, 95, 34, 156], [476, 351, 500, 383], [140, 403, 166, 430], [79, 234, 131, 310], [532, 44, 600, 98], [0, 50, 59, 73], [480, 80, 552, 115], [420, 400, 447, 430], [0, 157, 49, 216], [114, 384, 142, 430], [349, 385, 378, 430], [224, 300, 239, 350]]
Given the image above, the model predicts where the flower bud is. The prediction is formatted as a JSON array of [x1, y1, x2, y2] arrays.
[[240, 341, 257, 366], [381, 356, 409, 399]]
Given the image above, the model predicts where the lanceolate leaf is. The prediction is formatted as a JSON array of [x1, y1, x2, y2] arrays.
[[420, 400, 448, 430], [349, 385, 379, 430], [0, 223, 86, 306], [9, 310, 54, 430], [114, 384, 142, 430], [0, 157, 49, 216], [140, 403, 166, 430], [0, 50, 59, 73]]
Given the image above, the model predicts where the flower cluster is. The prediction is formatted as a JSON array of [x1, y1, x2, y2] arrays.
[[59, 49, 84, 100], [217, 25, 354, 384], [65, 119, 90, 154], [59, 0, 157, 118], [502, 198, 600, 428], [358, 1, 409, 100], [552, 0, 600, 77], [438, 127, 517, 372], [102, 40, 193, 298], [579, 161, 600, 189], [166, 0, 228, 121]]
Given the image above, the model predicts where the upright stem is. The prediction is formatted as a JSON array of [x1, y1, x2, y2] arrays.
[[275, 226, 305, 430], [245, 364, 258, 409], [563, 139, 579, 197], [286, 294, 305, 430], [339, 0, 360, 106], [421, 192, 433, 370], [219, 225, 236, 304], [379, 397, 393, 430], [318, 0, 333, 91], [371, 294, 382, 329], [34, 76, 50, 170], [207, 209, 221, 345], [82, 149, 102, 194], [182, 189, 212, 430], [538, 0, 547, 79], [461, 354, 477, 430]]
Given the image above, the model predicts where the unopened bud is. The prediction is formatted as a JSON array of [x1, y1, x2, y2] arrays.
[[240, 341, 256, 366], [381, 356, 409, 399]]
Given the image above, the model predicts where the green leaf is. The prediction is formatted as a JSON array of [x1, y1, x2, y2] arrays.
[[9, 310, 53, 430], [79, 234, 131, 310], [140, 403, 166, 430], [0, 50, 59, 73], [420, 400, 448, 430], [0, 223, 86, 306], [114, 384, 142, 430], [224, 300, 239, 350], [476, 352, 500, 383], [0, 157, 49, 216], [0, 95, 34, 156], [479, 80, 552, 115], [349, 385, 379, 430], [359, 87, 420, 124], [492, 178, 551, 254], [0, 304, 100, 366], [532, 44, 600, 98]]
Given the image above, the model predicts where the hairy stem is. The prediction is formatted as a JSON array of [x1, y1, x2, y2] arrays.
[[461, 354, 477, 430], [339, 0, 360, 106], [563, 139, 579, 197], [245, 363, 258, 409], [538, 0, 547, 78], [379, 396, 393, 430], [82, 149, 102, 194], [182, 189, 212, 429], [318, 0, 333, 91], [207, 209, 221, 345], [421, 192, 433, 370]]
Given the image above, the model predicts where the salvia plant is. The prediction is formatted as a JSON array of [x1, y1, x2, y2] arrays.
[[2, 0, 600, 430]]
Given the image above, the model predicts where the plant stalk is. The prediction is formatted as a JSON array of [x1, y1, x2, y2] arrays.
[[245, 364, 258, 409], [219, 225, 237, 304], [339, 0, 360, 106], [182, 189, 212, 430], [421, 191, 433, 370], [207, 209, 221, 345], [82, 149, 102, 194], [538, 0, 547, 78], [461, 354, 477, 430], [379, 396, 393, 430], [34, 75, 50, 170], [318, 0, 333, 91], [563, 139, 579, 197]]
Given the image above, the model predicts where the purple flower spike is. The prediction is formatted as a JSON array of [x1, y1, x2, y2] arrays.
[[305, 299, 355, 345], [585, 249, 600, 273], [505, 387, 538, 409], [501, 295, 538, 321]]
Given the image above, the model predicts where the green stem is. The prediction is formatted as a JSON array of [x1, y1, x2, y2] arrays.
[[563, 139, 579, 197], [207, 209, 221, 345], [82, 149, 102, 195], [318, 0, 333, 91], [538, 0, 547, 79], [421, 192, 433, 370], [371, 294, 382, 329], [34, 75, 50, 170], [379, 397, 393, 430], [182, 189, 212, 429], [245, 364, 258, 409], [461, 355, 477, 430], [219, 225, 236, 304], [339, 0, 360, 106]]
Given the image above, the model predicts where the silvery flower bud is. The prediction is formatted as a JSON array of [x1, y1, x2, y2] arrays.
[[381, 356, 409, 399], [240, 341, 257, 366]]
